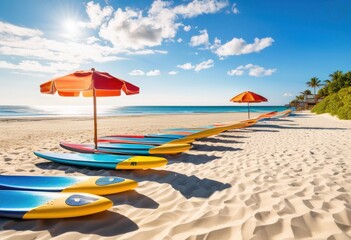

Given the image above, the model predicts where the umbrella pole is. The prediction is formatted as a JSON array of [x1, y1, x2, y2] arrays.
[[93, 88, 98, 149], [248, 102, 250, 119]]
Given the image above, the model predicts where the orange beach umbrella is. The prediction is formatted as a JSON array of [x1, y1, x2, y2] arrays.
[[40, 68, 139, 148], [230, 91, 268, 119]]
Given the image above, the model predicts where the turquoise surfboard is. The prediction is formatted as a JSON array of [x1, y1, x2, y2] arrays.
[[34, 151, 168, 169], [98, 136, 193, 145], [59, 141, 191, 155], [103, 134, 188, 140], [0, 190, 112, 219], [0, 175, 137, 195]]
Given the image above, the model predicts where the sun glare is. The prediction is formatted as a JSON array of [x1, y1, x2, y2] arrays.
[[62, 19, 79, 38]]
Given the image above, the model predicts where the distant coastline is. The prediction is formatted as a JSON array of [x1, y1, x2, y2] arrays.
[[0, 105, 290, 118]]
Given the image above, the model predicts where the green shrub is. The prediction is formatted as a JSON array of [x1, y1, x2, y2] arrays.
[[312, 96, 330, 114], [312, 86, 351, 119], [326, 94, 342, 115], [317, 87, 328, 98]]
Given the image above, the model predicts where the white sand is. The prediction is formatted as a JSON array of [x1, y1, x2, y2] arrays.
[[0, 112, 351, 239]]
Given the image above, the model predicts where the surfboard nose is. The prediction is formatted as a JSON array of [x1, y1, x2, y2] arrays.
[[95, 177, 138, 194], [110, 179, 138, 193], [22, 192, 112, 219], [61, 176, 137, 195]]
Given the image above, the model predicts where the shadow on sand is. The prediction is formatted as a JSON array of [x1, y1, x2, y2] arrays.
[[217, 134, 250, 139], [252, 124, 349, 131], [262, 118, 294, 122], [108, 190, 159, 209], [288, 113, 310, 118], [166, 153, 220, 165], [191, 143, 243, 152], [36, 162, 231, 200], [240, 128, 280, 133], [0, 210, 138, 237], [112, 169, 231, 199], [197, 138, 244, 144]]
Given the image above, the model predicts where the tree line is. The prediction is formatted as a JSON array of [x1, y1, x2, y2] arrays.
[[291, 70, 351, 104]]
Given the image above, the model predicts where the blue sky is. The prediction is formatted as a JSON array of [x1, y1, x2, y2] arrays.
[[0, 0, 351, 106]]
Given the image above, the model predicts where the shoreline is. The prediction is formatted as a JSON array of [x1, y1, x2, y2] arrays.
[[0, 112, 259, 122], [0, 105, 290, 121], [1, 110, 349, 125]]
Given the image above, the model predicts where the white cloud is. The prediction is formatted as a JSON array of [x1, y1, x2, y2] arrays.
[[78, 1, 113, 29], [194, 59, 214, 71], [99, 7, 171, 50], [86, 36, 101, 44], [129, 69, 162, 76], [227, 64, 276, 77], [213, 37, 274, 57], [129, 69, 145, 76], [227, 69, 244, 76], [0, 21, 42, 37], [127, 49, 168, 55], [283, 93, 293, 97], [174, 0, 229, 18], [177, 59, 215, 72], [168, 70, 178, 75], [177, 38, 183, 43], [146, 69, 161, 76], [212, 37, 221, 47], [184, 25, 191, 32], [190, 29, 209, 47], [177, 62, 195, 70], [0, 21, 126, 66], [0, 60, 79, 73], [248, 65, 276, 77], [0, 36, 124, 64], [232, 3, 239, 14], [0, 0, 230, 74], [99, 0, 228, 50], [13, 71, 48, 78]]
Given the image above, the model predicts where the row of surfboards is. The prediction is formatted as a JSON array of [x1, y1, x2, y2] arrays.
[[33, 119, 256, 170], [0, 110, 292, 219]]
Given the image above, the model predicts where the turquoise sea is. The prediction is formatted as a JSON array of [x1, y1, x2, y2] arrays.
[[0, 105, 290, 117]]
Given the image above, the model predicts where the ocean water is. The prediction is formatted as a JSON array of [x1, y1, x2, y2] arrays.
[[0, 105, 289, 118]]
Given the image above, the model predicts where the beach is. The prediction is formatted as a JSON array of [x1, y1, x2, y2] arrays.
[[0, 112, 351, 239]]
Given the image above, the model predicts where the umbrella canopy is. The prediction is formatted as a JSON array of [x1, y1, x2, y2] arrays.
[[230, 91, 267, 118], [40, 68, 139, 148]]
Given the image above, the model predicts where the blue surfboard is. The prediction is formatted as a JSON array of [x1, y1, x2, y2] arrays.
[[0, 175, 137, 195], [103, 134, 191, 140], [98, 136, 193, 145], [34, 151, 168, 169], [59, 141, 191, 155], [0, 190, 112, 219], [146, 133, 189, 139]]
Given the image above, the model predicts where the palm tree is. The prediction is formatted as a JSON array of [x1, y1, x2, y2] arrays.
[[329, 70, 343, 82], [300, 89, 312, 96], [323, 79, 331, 86], [295, 95, 304, 101], [306, 77, 321, 95], [299, 89, 312, 102]]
